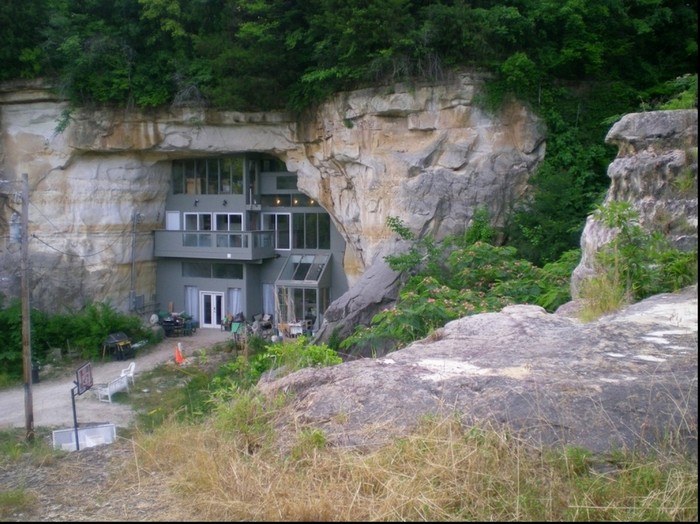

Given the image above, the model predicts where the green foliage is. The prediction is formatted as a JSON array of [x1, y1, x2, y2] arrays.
[[5, 0, 693, 115], [0, 299, 24, 380], [644, 74, 698, 111], [209, 336, 341, 396], [580, 201, 698, 320], [343, 212, 576, 354], [0, 300, 151, 383], [265, 336, 342, 374], [211, 387, 278, 453], [0, 0, 52, 81], [290, 428, 327, 463], [504, 97, 615, 265], [0, 489, 37, 519], [659, 74, 698, 109]]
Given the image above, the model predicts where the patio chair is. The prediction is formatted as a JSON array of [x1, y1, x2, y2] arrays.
[[120, 361, 136, 387]]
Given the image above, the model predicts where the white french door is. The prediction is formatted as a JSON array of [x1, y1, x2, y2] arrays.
[[200, 291, 224, 328]]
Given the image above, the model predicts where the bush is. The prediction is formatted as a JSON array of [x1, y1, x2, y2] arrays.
[[0, 300, 152, 383]]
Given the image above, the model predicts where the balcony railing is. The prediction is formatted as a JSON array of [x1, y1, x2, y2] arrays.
[[154, 230, 277, 260]]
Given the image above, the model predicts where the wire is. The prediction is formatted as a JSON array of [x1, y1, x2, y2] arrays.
[[30, 228, 143, 258]]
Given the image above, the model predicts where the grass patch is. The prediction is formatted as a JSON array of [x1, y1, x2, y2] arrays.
[[0, 489, 38, 520], [121, 411, 698, 521], [0, 428, 62, 519], [578, 273, 631, 322], [0, 427, 60, 464]]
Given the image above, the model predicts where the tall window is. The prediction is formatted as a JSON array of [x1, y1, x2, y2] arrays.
[[262, 213, 291, 250], [292, 213, 331, 249], [172, 157, 245, 195]]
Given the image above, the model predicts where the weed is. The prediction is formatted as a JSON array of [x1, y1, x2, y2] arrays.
[[672, 166, 697, 196], [290, 428, 327, 463], [0, 489, 37, 519], [578, 272, 630, 321]]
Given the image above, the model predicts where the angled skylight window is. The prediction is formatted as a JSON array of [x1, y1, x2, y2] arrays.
[[277, 254, 330, 285]]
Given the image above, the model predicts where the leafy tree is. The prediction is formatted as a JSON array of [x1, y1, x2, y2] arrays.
[[0, 0, 54, 80]]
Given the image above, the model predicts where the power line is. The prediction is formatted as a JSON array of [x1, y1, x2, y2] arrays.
[[30, 229, 134, 258]]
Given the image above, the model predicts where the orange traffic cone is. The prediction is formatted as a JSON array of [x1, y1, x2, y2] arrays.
[[174, 342, 185, 365]]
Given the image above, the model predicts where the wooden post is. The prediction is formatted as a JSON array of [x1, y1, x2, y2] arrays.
[[21, 173, 34, 442]]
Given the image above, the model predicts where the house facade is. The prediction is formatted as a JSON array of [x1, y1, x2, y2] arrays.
[[154, 153, 348, 334]]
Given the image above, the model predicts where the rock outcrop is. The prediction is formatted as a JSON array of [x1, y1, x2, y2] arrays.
[[571, 109, 698, 297], [258, 285, 698, 456], [0, 74, 544, 314]]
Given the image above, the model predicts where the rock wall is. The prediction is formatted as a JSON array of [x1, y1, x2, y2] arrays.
[[0, 74, 545, 314], [290, 72, 545, 283], [571, 109, 698, 297]]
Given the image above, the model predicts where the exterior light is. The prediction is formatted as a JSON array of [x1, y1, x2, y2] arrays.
[[194, 199, 199, 207], [223, 200, 228, 206]]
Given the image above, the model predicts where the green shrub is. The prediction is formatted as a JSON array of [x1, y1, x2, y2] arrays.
[[0, 300, 152, 384], [342, 215, 576, 354], [577, 201, 697, 321]]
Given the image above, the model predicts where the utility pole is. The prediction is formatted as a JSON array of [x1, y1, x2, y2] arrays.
[[20, 173, 34, 442]]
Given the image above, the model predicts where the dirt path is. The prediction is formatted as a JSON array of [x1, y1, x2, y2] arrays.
[[0, 328, 231, 431]]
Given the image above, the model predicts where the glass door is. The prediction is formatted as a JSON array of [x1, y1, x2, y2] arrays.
[[200, 292, 224, 328]]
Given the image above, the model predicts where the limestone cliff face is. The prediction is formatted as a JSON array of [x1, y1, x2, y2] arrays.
[[571, 109, 698, 297], [0, 74, 545, 314], [290, 72, 545, 285]]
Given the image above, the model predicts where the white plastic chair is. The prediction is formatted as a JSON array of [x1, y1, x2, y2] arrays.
[[120, 361, 136, 387]]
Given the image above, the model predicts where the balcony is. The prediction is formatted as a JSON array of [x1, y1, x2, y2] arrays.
[[154, 230, 277, 261]]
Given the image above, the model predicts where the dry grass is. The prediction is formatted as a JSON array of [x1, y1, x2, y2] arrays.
[[121, 411, 698, 522], [578, 273, 631, 322]]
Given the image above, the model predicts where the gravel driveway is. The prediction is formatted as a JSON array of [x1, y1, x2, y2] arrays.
[[0, 328, 231, 431]]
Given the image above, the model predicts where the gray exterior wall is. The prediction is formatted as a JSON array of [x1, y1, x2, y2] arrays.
[[154, 154, 348, 329]]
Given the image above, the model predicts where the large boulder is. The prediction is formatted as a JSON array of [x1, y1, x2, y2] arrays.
[[258, 285, 698, 456], [571, 109, 698, 297]]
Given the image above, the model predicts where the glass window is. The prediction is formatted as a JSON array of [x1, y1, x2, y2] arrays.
[[182, 262, 243, 279], [290, 213, 330, 249], [172, 161, 185, 194], [292, 194, 314, 206], [182, 262, 210, 278], [207, 159, 219, 194], [184, 213, 212, 231], [184, 160, 197, 195], [221, 157, 244, 194], [276, 214, 290, 250], [263, 213, 291, 250], [174, 156, 250, 195], [196, 160, 207, 195], [305, 213, 318, 249], [318, 214, 331, 249], [292, 213, 305, 249], [213, 263, 243, 279], [215, 213, 243, 231], [184, 213, 199, 231]]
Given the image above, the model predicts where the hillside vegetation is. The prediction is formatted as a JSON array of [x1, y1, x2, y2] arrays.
[[2, 0, 696, 266]]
